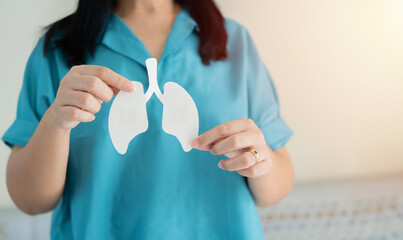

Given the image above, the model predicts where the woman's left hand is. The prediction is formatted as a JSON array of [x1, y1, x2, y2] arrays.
[[191, 118, 273, 178]]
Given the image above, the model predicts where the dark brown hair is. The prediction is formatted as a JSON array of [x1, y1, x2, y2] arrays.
[[43, 0, 228, 66]]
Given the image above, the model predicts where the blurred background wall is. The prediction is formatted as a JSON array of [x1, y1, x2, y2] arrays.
[[216, 0, 403, 181], [1, 0, 402, 209]]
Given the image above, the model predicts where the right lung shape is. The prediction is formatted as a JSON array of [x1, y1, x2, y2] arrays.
[[146, 58, 199, 152], [161, 81, 199, 152]]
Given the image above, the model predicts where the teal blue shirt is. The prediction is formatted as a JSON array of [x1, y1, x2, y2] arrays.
[[2, 9, 293, 240]]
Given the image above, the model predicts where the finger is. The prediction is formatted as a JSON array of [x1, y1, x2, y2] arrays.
[[60, 106, 95, 123], [210, 130, 263, 156], [192, 118, 256, 150], [218, 151, 257, 171], [110, 86, 121, 96], [73, 65, 134, 92], [60, 90, 101, 114], [236, 159, 272, 178], [222, 149, 244, 159], [66, 75, 114, 103]]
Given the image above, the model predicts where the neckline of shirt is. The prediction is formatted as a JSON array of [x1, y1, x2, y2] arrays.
[[100, 8, 198, 67]]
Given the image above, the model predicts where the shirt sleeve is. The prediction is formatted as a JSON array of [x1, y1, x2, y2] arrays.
[[1, 36, 58, 149], [243, 28, 293, 150]]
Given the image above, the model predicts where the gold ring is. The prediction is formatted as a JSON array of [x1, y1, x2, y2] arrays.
[[248, 149, 260, 164]]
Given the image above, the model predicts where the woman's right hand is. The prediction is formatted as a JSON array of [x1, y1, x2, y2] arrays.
[[49, 65, 135, 129]]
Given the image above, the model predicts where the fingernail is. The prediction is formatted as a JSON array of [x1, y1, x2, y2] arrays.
[[218, 161, 223, 169], [125, 82, 134, 91], [191, 140, 199, 147], [91, 115, 95, 121]]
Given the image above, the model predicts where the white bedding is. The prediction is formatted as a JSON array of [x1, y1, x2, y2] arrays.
[[258, 175, 403, 239]]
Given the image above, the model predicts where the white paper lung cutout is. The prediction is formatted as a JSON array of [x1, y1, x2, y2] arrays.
[[108, 58, 199, 154], [108, 81, 148, 154]]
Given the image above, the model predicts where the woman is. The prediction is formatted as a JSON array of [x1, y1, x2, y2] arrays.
[[2, 0, 294, 239]]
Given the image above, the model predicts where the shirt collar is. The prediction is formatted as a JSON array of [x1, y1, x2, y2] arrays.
[[100, 8, 198, 67]]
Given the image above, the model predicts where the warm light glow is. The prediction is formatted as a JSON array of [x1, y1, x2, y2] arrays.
[[384, 0, 403, 30]]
